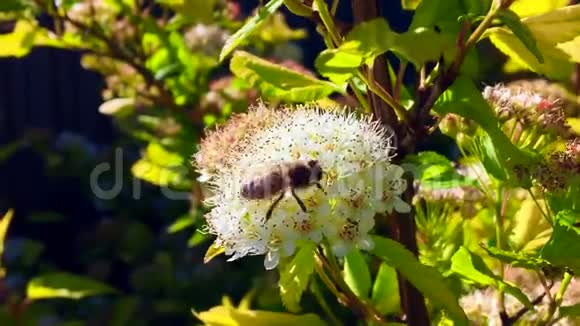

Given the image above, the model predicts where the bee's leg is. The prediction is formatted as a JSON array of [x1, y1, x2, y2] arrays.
[[266, 192, 285, 221], [291, 189, 308, 213]]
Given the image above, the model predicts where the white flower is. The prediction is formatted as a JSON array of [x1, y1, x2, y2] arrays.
[[195, 104, 410, 269]]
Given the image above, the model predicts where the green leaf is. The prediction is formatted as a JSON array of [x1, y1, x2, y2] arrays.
[[541, 216, 580, 273], [370, 236, 468, 324], [315, 18, 447, 84], [481, 246, 551, 270], [0, 209, 14, 277], [433, 77, 536, 170], [404, 151, 478, 189], [219, 0, 284, 61], [343, 249, 371, 298], [559, 304, 580, 318], [497, 9, 544, 63], [371, 262, 400, 315], [401, 0, 422, 10], [0, 0, 31, 12], [166, 214, 195, 233], [231, 51, 343, 102], [279, 243, 316, 312], [509, 0, 568, 17], [0, 20, 63, 58], [487, 4, 580, 80], [450, 247, 532, 308], [27, 272, 118, 300]]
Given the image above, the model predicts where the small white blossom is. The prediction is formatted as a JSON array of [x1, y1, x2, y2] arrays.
[[195, 104, 409, 269]]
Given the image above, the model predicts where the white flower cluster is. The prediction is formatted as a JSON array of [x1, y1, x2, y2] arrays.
[[195, 105, 410, 269]]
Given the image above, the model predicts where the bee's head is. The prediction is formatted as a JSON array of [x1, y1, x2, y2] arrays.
[[307, 160, 323, 183]]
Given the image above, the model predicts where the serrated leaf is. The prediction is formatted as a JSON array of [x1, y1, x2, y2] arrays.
[[450, 247, 532, 308], [481, 246, 551, 270], [315, 18, 447, 84], [370, 236, 468, 324], [219, 0, 284, 61], [433, 77, 536, 170], [343, 249, 371, 298], [487, 4, 580, 80], [404, 151, 478, 189], [27, 272, 118, 300], [231, 51, 343, 102], [371, 262, 400, 315], [497, 9, 543, 63], [279, 243, 316, 312], [541, 215, 580, 273]]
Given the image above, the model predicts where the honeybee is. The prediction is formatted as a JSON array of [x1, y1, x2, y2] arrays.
[[241, 160, 324, 220]]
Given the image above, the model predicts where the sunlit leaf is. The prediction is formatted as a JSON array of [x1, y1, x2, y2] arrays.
[[231, 51, 343, 102], [371, 262, 400, 315], [404, 151, 478, 189], [0, 209, 14, 277], [0, 20, 63, 58], [279, 243, 316, 312], [509, 199, 552, 251], [433, 77, 537, 171], [496, 9, 543, 63], [371, 236, 468, 324], [193, 298, 326, 326], [27, 272, 118, 300], [167, 214, 195, 233], [204, 242, 225, 263], [509, 0, 568, 17], [315, 18, 447, 84], [487, 4, 580, 80], [481, 246, 551, 270], [219, 0, 284, 61], [343, 249, 371, 298], [450, 247, 532, 308], [541, 214, 580, 273]]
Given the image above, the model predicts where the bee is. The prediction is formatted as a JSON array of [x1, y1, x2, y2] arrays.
[[241, 160, 324, 221]]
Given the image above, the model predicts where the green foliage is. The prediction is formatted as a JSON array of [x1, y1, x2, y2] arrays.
[[343, 249, 371, 299], [450, 247, 532, 308], [496, 9, 544, 63], [371, 236, 469, 324], [371, 263, 400, 315], [231, 51, 343, 102], [486, 4, 580, 79], [482, 246, 551, 270], [404, 151, 478, 189], [27, 272, 118, 300], [278, 243, 316, 312], [219, 0, 284, 61], [541, 213, 580, 273]]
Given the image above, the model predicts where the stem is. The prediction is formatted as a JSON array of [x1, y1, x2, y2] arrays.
[[314, 249, 392, 325], [394, 61, 408, 102], [495, 187, 508, 322], [310, 280, 342, 326], [540, 271, 573, 325], [357, 72, 409, 121]]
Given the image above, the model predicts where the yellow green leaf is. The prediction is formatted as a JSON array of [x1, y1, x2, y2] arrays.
[[0, 209, 14, 277], [0, 20, 62, 58], [193, 298, 325, 326], [204, 242, 225, 263], [509, 0, 568, 18], [27, 272, 118, 300]]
